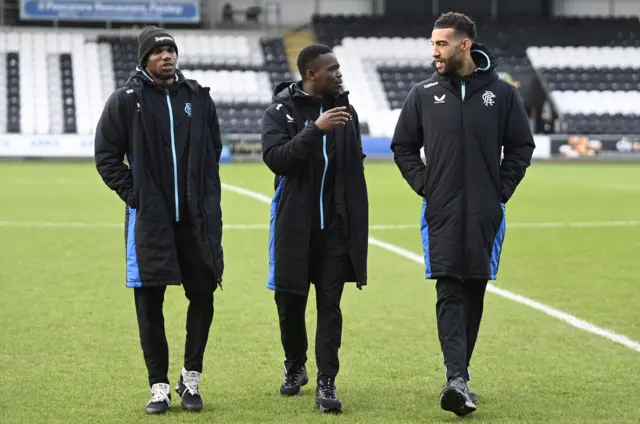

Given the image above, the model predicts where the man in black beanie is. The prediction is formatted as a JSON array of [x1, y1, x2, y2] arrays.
[[94, 26, 224, 415]]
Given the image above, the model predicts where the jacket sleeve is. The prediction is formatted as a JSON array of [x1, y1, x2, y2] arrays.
[[94, 90, 135, 208], [208, 98, 223, 163], [350, 105, 366, 160], [261, 103, 324, 175], [390, 85, 426, 197], [500, 87, 536, 203]]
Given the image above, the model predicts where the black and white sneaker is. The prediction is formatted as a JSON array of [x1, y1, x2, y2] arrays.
[[439, 377, 477, 416], [145, 383, 171, 414], [280, 364, 309, 396], [175, 369, 203, 411], [314, 378, 343, 413]]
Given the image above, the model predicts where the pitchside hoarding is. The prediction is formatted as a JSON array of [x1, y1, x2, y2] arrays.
[[20, 0, 200, 23], [223, 135, 553, 160], [0, 134, 232, 162], [550, 135, 640, 159]]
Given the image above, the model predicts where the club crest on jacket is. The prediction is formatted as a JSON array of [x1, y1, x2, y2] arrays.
[[482, 91, 496, 107]]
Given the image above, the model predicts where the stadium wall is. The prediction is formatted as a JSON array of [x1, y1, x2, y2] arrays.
[[0, 133, 561, 160], [4, 133, 640, 161], [554, 0, 640, 18], [213, 0, 373, 26]]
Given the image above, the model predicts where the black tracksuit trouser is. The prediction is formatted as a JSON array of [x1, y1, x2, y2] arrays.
[[435, 277, 488, 382], [275, 222, 349, 381], [133, 219, 217, 387]]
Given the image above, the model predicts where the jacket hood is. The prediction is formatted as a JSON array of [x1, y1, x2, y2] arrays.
[[431, 42, 497, 77], [469, 42, 497, 73], [271, 80, 316, 106]]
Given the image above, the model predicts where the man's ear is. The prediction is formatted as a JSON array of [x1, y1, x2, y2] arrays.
[[461, 38, 471, 53]]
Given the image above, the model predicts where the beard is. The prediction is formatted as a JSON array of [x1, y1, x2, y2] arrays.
[[154, 70, 175, 81], [436, 55, 464, 76]]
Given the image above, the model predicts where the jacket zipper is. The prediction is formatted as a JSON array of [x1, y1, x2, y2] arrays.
[[165, 88, 180, 222], [459, 82, 467, 282], [319, 105, 328, 229]]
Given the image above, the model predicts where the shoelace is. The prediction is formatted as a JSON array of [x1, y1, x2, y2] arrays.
[[183, 373, 201, 396], [149, 384, 171, 405], [285, 368, 302, 385], [319, 382, 337, 400]]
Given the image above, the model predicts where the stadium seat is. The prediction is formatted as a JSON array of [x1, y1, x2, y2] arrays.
[[313, 14, 640, 136], [0, 53, 6, 133], [527, 46, 640, 134], [1, 16, 638, 137]]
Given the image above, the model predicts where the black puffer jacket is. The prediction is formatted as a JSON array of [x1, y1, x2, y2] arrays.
[[261, 81, 369, 295], [391, 43, 535, 281], [95, 67, 224, 288]]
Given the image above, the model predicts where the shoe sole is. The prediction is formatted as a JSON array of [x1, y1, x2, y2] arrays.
[[145, 406, 169, 415], [280, 387, 303, 396], [440, 388, 476, 416], [314, 399, 343, 413], [145, 409, 168, 415]]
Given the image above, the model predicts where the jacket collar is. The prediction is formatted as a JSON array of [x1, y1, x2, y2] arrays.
[[271, 80, 350, 108], [126, 66, 203, 98]]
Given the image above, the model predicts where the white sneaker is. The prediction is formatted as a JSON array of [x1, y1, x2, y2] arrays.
[[176, 368, 203, 411], [145, 383, 171, 414]]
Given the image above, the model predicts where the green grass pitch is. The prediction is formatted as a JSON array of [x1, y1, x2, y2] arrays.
[[0, 161, 639, 423]]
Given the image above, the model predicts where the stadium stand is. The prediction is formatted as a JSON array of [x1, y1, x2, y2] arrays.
[[98, 32, 283, 135], [1, 14, 639, 138], [0, 29, 294, 136], [312, 14, 640, 136], [528, 46, 640, 134]]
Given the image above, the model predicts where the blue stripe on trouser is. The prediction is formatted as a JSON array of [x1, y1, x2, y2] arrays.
[[420, 198, 432, 278], [267, 177, 284, 290], [490, 203, 506, 279], [126, 206, 142, 288]]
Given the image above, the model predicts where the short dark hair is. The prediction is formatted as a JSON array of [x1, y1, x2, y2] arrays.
[[297, 44, 333, 79], [434, 12, 477, 40]]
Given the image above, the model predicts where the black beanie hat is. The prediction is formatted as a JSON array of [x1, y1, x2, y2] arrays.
[[137, 26, 179, 65]]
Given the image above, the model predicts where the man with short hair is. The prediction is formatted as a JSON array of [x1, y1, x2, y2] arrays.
[[94, 26, 224, 414], [391, 12, 535, 417], [260, 44, 369, 413]]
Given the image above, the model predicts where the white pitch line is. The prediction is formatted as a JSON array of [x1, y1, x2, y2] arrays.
[[0, 221, 270, 230], [0, 221, 122, 229], [368, 221, 640, 230], [2, 220, 640, 232], [221, 182, 273, 203], [221, 183, 640, 354], [508, 220, 640, 229]]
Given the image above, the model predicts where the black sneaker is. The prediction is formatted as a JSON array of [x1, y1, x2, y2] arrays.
[[145, 383, 171, 414], [175, 369, 203, 411], [314, 378, 343, 413], [280, 364, 309, 396], [439, 377, 477, 416]]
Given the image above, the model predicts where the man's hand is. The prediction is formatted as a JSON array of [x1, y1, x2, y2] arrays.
[[315, 106, 350, 132]]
